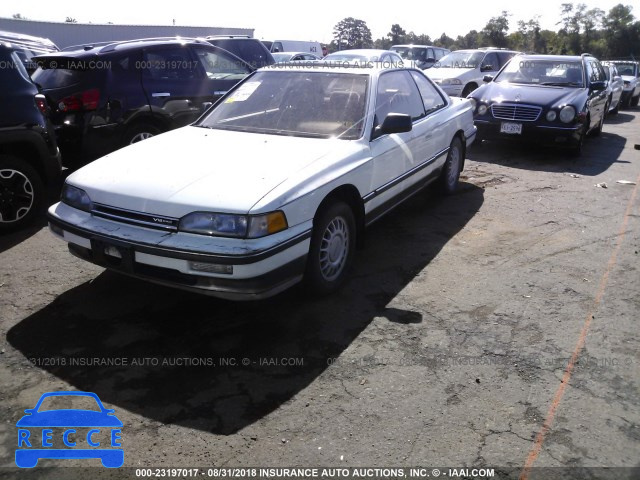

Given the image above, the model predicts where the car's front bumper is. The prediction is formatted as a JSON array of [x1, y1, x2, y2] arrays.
[[47, 202, 311, 300], [474, 119, 583, 147]]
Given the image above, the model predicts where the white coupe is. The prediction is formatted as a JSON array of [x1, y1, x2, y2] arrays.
[[48, 63, 476, 300]]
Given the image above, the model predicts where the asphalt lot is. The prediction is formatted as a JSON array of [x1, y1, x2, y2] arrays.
[[1, 109, 639, 480]]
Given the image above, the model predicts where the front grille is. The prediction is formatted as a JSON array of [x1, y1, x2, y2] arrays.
[[491, 103, 542, 122], [92, 203, 179, 231]]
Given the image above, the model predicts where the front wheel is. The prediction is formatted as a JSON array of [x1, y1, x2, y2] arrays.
[[122, 123, 162, 147], [632, 95, 639, 107], [438, 137, 463, 194], [304, 202, 356, 295], [0, 155, 44, 233]]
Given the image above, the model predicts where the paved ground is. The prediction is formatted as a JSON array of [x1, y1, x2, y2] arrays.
[[1, 109, 639, 480]]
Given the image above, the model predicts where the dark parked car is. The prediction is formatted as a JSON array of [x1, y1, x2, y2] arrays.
[[468, 54, 609, 155], [0, 30, 59, 74], [203, 35, 275, 69], [32, 38, 255, 167], [0, 43, 61, 232]]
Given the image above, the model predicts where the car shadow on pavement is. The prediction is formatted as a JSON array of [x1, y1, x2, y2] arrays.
[[605, 111, 636, 124], [7, 184, 484, 435], [469, 132, 627, 177]]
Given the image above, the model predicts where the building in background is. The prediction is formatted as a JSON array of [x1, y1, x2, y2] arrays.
[[0, 17, 253, 49]]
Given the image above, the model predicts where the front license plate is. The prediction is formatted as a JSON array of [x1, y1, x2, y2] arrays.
[[500, 122, 522, 135]]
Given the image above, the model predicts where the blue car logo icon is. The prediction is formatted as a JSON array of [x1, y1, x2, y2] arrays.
[[16, 391, 123, 468]]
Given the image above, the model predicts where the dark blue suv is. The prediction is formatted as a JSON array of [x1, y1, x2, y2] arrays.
[[33, 38, 256, 167], [0, 41, 61, 232]]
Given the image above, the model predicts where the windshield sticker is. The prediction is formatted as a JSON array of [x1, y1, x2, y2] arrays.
[[225, 81, 261, 103]]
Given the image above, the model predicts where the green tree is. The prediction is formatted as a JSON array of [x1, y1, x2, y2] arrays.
[[388, 24, 406, 45], [65, 17, 78, 23], [602, 4, 638, 58], [12, 13, 27, 19], [332, 17, 373, 49], [480, 11, 510, 47]]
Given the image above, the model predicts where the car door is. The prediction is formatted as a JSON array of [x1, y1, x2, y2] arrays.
[[586, 60, 608, 127], [366, 70, 427, 219], [140, 44, 210, 128], [481, 52, 500, 74]]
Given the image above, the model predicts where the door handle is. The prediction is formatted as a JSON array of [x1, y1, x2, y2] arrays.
[[152, 92, 171, 98]]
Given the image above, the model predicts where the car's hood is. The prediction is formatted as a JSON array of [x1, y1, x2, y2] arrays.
[[426, 67, 474, 81], [16, 410, 123, 427], [68, 126, 363, 217], [472, 82, 586, 108]]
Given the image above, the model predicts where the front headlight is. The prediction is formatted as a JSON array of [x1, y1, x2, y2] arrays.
[[559, 105, 576, 123], [441, 78, 462, 86], [468, 98, 477, 111], [61, 184, 92, 212], [178, 211, 287, 238], [546, 110, 557, 121], [477, 104, 488, 115]]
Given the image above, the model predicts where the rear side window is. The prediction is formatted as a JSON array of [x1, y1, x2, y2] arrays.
[[32, 67, 89, 88], [142, 47, 200, 80], [209, 40, 272, 69], [193, 47, 251, 79]]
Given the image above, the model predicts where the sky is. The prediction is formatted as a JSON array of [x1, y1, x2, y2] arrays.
[[1, 0, 633, 45]]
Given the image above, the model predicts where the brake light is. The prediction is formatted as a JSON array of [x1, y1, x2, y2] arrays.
[[34, 94, 48, 115], [58, 88, 100, 112]]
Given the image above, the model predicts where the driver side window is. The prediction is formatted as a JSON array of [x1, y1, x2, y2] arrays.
[[374, 71, 426, 129]]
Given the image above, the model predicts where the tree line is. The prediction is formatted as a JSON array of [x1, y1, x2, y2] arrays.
[[331, 3, 640, 59]]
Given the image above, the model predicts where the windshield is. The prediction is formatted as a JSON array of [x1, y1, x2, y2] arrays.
[[200, 71, 369, 140], [494, 59, 584, 87], [391, 47, 428, 62], [615, 64, 637, 76], [435, 51, 484, 69]]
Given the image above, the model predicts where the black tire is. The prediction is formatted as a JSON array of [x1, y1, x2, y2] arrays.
[[122, 123, 162, 147], [611, 99, 620, 115], [438, 137, 463, 194], [0, 154, 44, 233], [570, 124, 585, 157], [592, 105, 606, 137], [461, 84, 477, 97], [632, 95, 640, 107], [304, 201, 356, 295]]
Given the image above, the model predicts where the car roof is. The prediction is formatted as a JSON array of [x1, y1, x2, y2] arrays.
[[0, 29, 58, 50], [327, 49, 396, 56], [55, 37, 209, 56], [516, 54, 584, 62], [391, 44, 445, 49]]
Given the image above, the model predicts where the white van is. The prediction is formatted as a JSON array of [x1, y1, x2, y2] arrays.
[[271, 40, 323, 56]]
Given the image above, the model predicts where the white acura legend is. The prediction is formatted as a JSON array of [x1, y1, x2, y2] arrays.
[[48, 63, 476, 300]]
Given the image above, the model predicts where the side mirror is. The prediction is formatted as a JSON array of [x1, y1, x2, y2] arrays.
[[375, 113, 412, 137], [480, 64, 493, 72], [590, 80, 606, 91], [483, 75, 494, 83]]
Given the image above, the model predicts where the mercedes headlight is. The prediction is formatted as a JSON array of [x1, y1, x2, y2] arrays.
[[546, 110, 557, 121], [559, 106, 576, 123], [441, 78, 462, 86]]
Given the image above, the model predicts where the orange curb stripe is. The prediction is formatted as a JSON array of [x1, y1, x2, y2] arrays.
[[519, 170, 640, 480]]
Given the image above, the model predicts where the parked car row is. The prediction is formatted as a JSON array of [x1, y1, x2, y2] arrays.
[[2, 31, 639, 303], [467, 54, 639, 155]]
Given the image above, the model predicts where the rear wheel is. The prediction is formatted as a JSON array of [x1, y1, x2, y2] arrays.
[[304, 201, 356, 295], [592, 105, 607, 136], [632, 95, 640, 107], [0, 155, 44, 232], [438, 137, 463, 194], [461, 84, 477, 97], [122, 123, 162, 146]]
